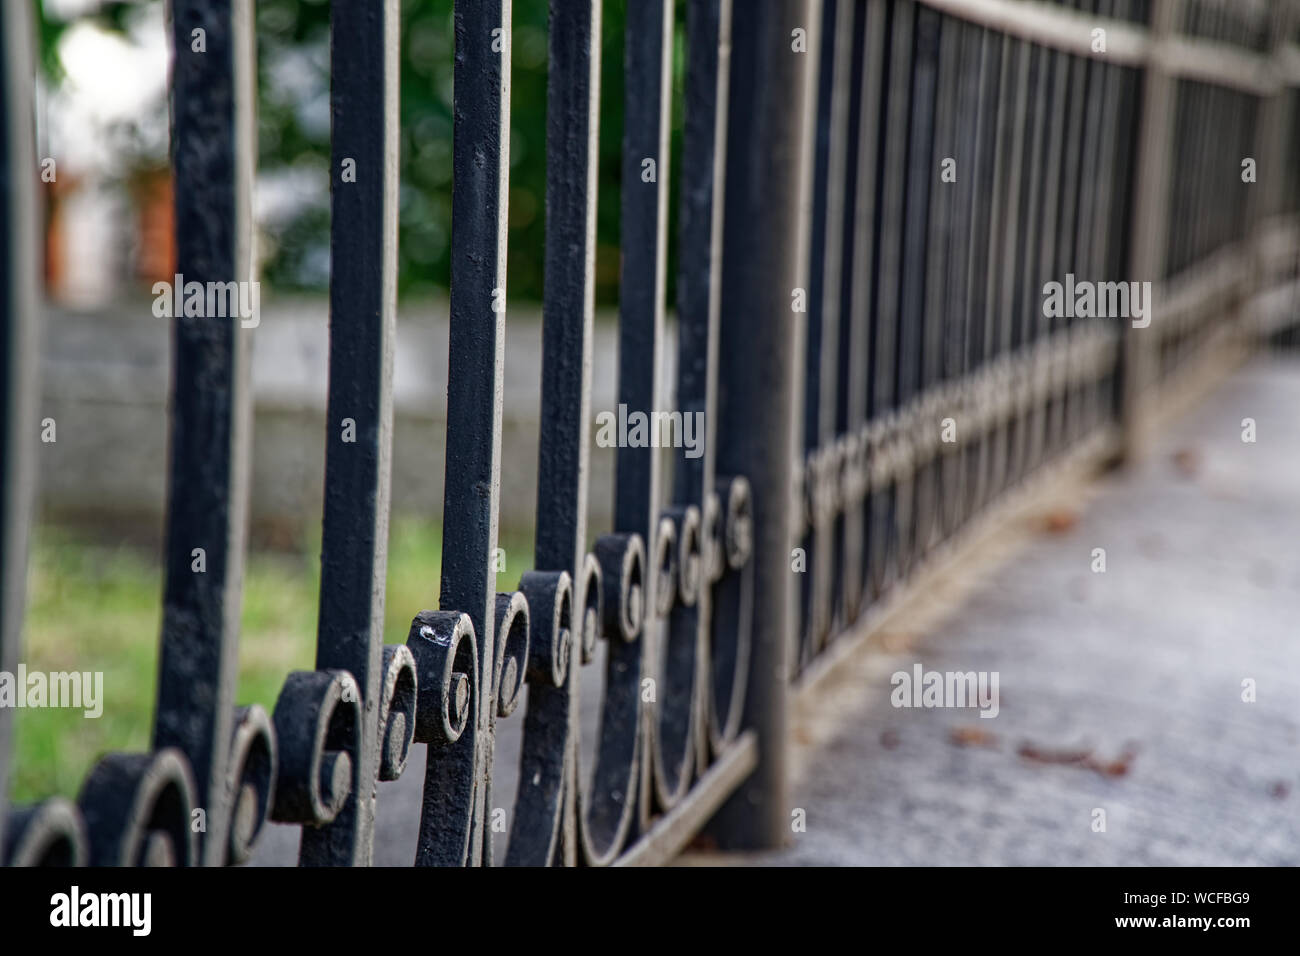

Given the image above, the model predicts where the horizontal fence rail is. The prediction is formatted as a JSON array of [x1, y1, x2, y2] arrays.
[[2, 0, 1298, 866]]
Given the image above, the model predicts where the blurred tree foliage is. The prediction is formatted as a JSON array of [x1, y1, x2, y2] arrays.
[[39, 0, 687, 306]]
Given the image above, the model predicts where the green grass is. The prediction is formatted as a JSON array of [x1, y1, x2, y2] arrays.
[[9, 518, 533, 803]]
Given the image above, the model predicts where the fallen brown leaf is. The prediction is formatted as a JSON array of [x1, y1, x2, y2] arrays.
[[950, 726, 999, 749], [1083, 743, 1139, 778], [1041, 509, 1079, 534], [685, 831, 719, 852], [1017, 741, 1093, 765], [1018, 739, 1139, 779], [1171, 447, 1201, 478]]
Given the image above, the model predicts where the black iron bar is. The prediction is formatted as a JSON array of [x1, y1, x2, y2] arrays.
[[153, 0, 254, 867]]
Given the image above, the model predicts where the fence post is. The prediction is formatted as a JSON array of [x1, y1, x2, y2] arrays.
[[710, 0, 820, 850], [0, 0, 39, 859], [1245, 0, 1297, 333], [1119, 0, 1176, 462]]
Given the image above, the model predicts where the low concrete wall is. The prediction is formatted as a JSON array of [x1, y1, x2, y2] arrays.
[[36, 297, 677, 547]]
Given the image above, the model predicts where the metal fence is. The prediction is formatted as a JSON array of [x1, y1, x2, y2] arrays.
[[794, 0, 1300, 692], [1, 0, 1298, 867]]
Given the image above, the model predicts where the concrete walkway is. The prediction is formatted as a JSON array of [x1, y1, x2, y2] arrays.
[[693, 355, 1300, 865]]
